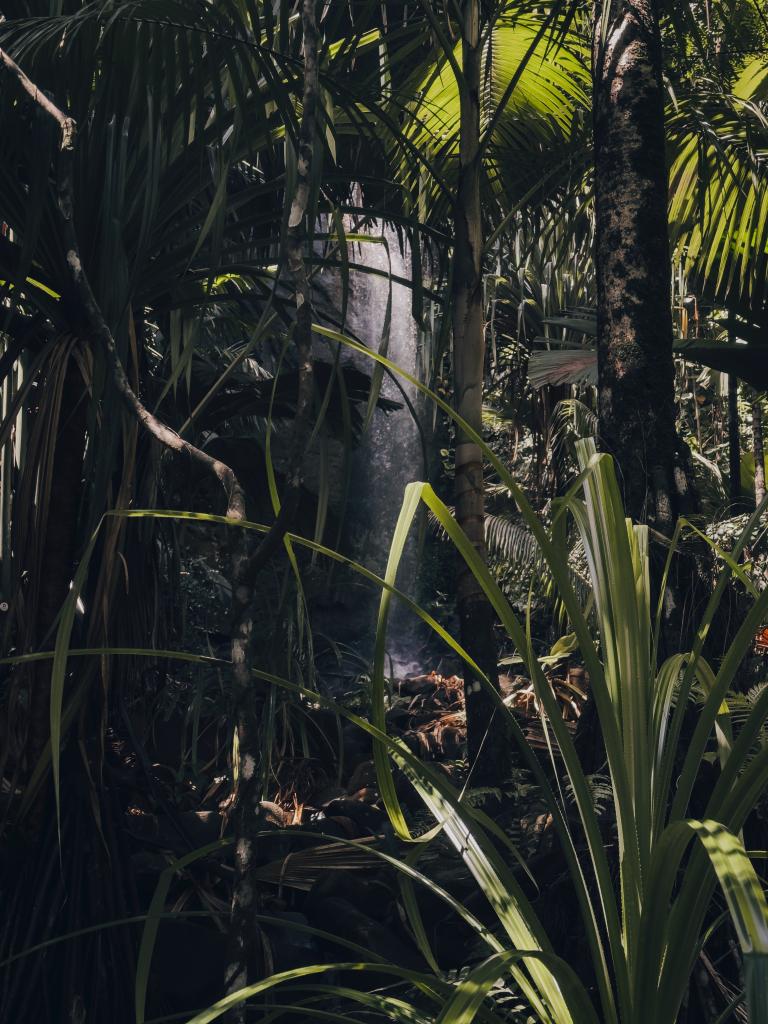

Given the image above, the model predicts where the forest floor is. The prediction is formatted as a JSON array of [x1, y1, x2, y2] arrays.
[[117, 665, 589, 1016]]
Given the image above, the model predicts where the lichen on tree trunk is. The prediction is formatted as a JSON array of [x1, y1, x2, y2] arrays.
[[728, 372, 742, 506], [592, 0, 694, 534], [752, 392, 765, 507]]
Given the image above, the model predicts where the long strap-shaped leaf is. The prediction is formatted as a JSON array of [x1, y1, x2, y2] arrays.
[[410, 483, 622, 1022], [435, 950, 599, 1024], [253, 669, 560, 1024], [636, 820, 768, 1024], [23, 625, 609, 1024], [311, 325, 629, 824], [657, 492, 768, 835], [182, 962, 441, 1024], [42, 322, 624, 1019]]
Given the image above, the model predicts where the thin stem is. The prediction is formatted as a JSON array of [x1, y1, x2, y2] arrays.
[[752, 392, 765, 506], [225, 3, 319, 1015]]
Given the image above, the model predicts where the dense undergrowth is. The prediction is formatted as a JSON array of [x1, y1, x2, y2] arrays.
[[1, 2, 768, 1022]]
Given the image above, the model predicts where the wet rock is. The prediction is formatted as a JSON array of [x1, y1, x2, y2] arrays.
[[301, 814, 356, 841], [321, 798, 386, 836], [312, 784, 346, 805], [322, 815, 362, 839]]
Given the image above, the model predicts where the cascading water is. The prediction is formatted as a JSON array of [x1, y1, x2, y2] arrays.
[[312, 221, 430, 679]]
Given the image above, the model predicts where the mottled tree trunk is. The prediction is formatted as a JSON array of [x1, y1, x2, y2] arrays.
[[451, 0, 509, 783], [592, 0, 694, 533], [752, 394, 765, 507], [726, 312, 743, 507], [728, 373, 741, 505]]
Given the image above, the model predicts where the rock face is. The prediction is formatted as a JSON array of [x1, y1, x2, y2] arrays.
[[311, 219, 431, 678]]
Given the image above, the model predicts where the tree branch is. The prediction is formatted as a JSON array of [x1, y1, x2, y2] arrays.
[[285, 0, 318, 456], [0, 43, 246, 520]]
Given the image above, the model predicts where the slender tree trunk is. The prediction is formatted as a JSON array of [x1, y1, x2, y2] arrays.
[[752, 393, 765, 507], [0, 45, 307, 1019], [452, 0, 509, 783], [726, 314, 743, 507], [225, 2, 318, 1014], [592, 0, 694, 533], [728, 373, 741, 505]]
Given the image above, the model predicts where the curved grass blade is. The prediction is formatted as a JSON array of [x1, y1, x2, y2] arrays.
[[435, 949, 599, 1024], [637, 819, 768, 1021]]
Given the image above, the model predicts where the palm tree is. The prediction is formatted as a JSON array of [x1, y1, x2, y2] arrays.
[[0, 3, 430, 1016], [393, 1, 588, 779], [592, 0, 697, 536], [450, 0, 508, 780], [0, 4, 309, 1017]]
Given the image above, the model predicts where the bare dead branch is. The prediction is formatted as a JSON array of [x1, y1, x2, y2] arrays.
[[0, 43, 246, 520], [285, 0, 319, 482]]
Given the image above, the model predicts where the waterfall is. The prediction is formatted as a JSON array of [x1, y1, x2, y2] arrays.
[[312, 221, 429, 679]]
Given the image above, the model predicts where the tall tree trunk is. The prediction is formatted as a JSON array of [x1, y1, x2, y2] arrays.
[[225, 2, 318, 1015], [728, 373, 741, 505], [452, 0, 509, 783], [592, 0, 693, 534], [727, 316, 742, 507], [752, 393, 765, 507]]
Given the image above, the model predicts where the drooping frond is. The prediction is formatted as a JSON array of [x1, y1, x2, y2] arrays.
[[527, 346, 597, 389], [485, 510, 542, 569], [395, 5, 589, 231], [668, 59, 768, 313], [550, 398, 598, 452]]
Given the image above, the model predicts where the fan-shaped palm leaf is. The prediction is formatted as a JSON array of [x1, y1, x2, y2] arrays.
[[668, 59, 768, 313]]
